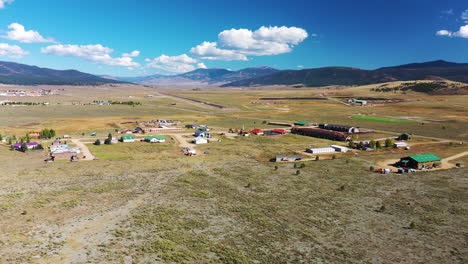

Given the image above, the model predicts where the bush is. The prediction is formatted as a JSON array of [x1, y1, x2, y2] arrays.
[[369, 166, 375, 171], [315, 156, 319, 161], [295, 170, 300, 175], [94, 139, 101, 145]]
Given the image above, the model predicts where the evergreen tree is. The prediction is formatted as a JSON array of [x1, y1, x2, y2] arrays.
[[94, 139, 101, 145], [376, 141, 382, 149], [369, 140, 376, 149]]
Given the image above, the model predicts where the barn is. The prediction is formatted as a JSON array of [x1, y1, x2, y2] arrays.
[[399, 154, 442, 169], [319, 124, 360, 133], [292, 127, 350, 141]]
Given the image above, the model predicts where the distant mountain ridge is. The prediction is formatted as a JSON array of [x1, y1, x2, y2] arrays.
[[0, 61, 125, 85], [111, 66, 280, 87], [222, 60, 468, 87]]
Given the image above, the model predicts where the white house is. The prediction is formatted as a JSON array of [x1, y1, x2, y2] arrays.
[[194, 137, 208, 144], [393, 142, 408, 148], [331, 145, 349, 152], [306, 147, 336, 154]]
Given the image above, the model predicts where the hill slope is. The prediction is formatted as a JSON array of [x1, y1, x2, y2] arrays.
[[223, 60, 468, 87], [0, 61, 125, 85]]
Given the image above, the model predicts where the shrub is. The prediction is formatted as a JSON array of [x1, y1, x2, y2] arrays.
[[315, 156, 319, 161], [94, 139, 101, 145], [370, 166, 375, 171]]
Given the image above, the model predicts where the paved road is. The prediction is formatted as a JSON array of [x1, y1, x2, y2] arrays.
[[71, 139, 95, 160]]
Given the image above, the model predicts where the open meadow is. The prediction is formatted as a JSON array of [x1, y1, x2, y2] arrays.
[[0, 83, 467, 263]]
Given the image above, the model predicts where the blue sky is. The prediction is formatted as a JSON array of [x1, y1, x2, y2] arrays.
[[0, 0, 466, 77]]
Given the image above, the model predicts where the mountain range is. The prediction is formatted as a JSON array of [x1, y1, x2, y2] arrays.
[[0, 61, 123, 85], [0, 60, 467, 87], [108, 66, 280, 87], [222, 60, 468, 87]]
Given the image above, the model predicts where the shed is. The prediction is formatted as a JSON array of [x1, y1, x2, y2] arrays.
[[399, 154, 442, 169], [275, 156, 303, 162], [330, 145, 349, 152], [121, 136, 135, 142], [306, 147, 336, 154]]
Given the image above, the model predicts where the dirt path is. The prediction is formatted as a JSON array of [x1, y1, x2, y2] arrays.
[[71, 139, 95, 160], [172, 133, 196, 148], [442, 151, 468, 162]]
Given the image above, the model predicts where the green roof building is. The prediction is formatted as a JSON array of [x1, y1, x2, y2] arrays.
[[294, 121, 309, 126], [400, 154, 442, 169]]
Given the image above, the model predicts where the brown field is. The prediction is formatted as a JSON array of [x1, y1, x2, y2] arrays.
[[0, 83, 466, 263]]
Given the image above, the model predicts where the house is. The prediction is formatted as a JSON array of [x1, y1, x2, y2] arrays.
[[144, 136, 166, 143], [294, 121, 309, 126], [393, 142, 409, 148], [306, 147, 336, 154], [349, 99, 368, 106], [275, 155, 303, 162], [185, 124, 199, 129], [121, 136, 135, 143], [194, 137, 208, 144], [194, 130, 211, 138], [398, 133, 412, 141], [12, 142, 41, 151], [292, 127, 350, 141], [63, 135, 71, 139], [251, 128, 264, 135], [272, 129, 287, 134], [319, 124, 360, 133], [398, 154, 442, 169], [133, 127, 145, 134], [331, 145, 349, 152], [28, 132, 41, 138]]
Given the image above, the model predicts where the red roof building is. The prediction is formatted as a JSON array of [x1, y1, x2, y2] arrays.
[[251, 128, 264, 135], [272, 129, 287, 134]]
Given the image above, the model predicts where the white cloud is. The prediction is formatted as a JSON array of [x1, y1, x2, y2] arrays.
[[145, 54, 205, 73], [297, 65, 304, 68], [436, 25, 468, 38], [0, 0, 13, 9], [436, 30, 453, 37], [190, 26, 308, 61], [41, 44, 140, 67], [0, 43, 28, 58], [3, 23, 56, 43], [190, 41, 248, 61], [197, 62, 207, 69], [122, 50, 140, 57]]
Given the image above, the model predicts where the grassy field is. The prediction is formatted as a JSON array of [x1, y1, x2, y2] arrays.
[[351, 115, 420, 123], [0, 83, 467, 263]]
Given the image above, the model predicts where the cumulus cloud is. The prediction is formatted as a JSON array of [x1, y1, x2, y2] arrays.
[[190, 41, 248, 61], [436, 25, 468, 38], [41, 44, 140, 67], [3, 23, 56, 43], [0, 43, 29, 58], [0, 0, 13, 9], [190, 26, 308, 61], [145, 54, 206, 73]]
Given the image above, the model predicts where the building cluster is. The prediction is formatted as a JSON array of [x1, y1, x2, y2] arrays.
[[0, 89, 53, 97]]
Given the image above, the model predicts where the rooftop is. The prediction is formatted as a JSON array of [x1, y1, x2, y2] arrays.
[[409, 154, 442, 163]]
